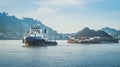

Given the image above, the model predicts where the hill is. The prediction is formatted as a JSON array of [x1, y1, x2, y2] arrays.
[[101, 27, 119, 39], [0, 12, 58, 39], [75, 27, 112, 38]]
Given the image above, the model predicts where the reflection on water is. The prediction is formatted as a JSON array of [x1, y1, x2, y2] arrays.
[[0, 40, 120, 67]]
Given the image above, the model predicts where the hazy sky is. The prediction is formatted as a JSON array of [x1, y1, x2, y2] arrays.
[[0, 0, 120, 33]]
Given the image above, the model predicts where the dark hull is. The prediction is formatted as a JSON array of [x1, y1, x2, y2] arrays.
[[23, 37, 57, 47]]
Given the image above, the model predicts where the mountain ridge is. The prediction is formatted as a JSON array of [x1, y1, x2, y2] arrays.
[[101, 27, 119, 39], [75, 27, 113, 38], [0, 12, 58, 39]]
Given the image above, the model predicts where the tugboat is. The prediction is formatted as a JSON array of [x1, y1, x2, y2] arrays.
[[22, 25, 57, 47]]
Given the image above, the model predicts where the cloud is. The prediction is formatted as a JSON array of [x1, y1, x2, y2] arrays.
[[0, 0, 19, 6], [37, 7, 58, 14], [32, 0, 104, 15], [36, 0, 83, 8], [25, 0, 84, 19], [34, 0, 83, 14], [23, 0, 105, 33], [25, 0, 105, 20]]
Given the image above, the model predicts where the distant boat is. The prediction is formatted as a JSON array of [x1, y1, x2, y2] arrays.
[[22, 25, 57, 47], [68, 36, 101, 44], [68, 27, 119, 44]]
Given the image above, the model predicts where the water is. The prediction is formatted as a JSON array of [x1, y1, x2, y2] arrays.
[[0, 40, 120, 67]]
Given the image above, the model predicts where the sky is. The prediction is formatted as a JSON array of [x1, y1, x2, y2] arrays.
[[0, 0, 120, 33]]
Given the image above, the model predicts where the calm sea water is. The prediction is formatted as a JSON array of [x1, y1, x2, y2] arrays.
[[0, 40, 120, 67]]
